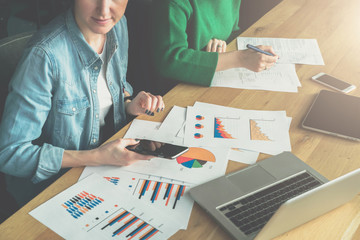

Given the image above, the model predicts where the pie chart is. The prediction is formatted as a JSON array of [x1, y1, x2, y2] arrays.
[[176, 147, 216, 168]]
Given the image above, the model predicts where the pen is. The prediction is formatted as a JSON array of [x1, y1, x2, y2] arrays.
[[246, 44, 275, 56]]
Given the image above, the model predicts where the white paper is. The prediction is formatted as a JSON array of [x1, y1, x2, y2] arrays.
[[153, 106, 187, 145], [211, 64, 300, 92], [123, 119, 161, 141], [185, 102, 291, 155], [237, 37, 325, 65], [30, 174, 180, 240], [79, 169, 194, 230], [228, 148, 260, 164]]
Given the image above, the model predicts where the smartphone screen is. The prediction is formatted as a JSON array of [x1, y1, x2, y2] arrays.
[[314, 74, 354, 92], [126, 140, 189, 159]]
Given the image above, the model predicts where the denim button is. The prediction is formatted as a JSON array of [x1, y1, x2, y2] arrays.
[[94, 66, 98, 70], [72, 107, 76, 112]]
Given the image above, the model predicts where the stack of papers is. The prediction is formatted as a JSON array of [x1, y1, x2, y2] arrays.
[[29, 104, 292, 239], [211, 37, 325, 92], [30, 174, 181, 239]]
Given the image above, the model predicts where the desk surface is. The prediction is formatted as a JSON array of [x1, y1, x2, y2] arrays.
[[1, 0, 360, 239]]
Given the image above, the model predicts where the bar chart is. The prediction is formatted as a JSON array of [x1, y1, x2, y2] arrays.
[[99, 209, 160, 239], [134, 179, 187, 209]]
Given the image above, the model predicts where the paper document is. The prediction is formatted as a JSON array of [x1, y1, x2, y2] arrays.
[[211, 64, 300, 92], [79, 169, 194, 230], [184, 102, 292, 155], [237, 37, 325, 65], [30, 174, 180, 240]]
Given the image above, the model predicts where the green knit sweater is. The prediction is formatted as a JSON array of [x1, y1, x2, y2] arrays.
[[152, 0, 241, 86]]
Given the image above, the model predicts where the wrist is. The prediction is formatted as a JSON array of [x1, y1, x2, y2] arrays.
[[124, 96, 133, 115], [62, 149, 101, 168], [216, 51, 242, 71]]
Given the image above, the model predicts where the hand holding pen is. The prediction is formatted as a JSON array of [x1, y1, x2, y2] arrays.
[[243, 44, 279, 72]]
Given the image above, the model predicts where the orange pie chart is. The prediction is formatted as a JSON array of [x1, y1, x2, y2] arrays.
[[176, 147, 215, 168]]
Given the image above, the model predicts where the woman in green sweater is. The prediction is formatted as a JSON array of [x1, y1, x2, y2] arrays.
[[152, 0, 278, 92]]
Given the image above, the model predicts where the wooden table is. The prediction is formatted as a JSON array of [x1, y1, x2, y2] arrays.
[[1, 0, 360, 239]]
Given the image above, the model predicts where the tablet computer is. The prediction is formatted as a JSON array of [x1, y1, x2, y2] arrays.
[[302, 90, 360, 141]]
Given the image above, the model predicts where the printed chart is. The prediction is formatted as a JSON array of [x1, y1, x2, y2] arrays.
[[78, 169, 194, 229], [96, 208, 160, 239], [214, 117, 238, 139], [176, 147, 216, 169], [134, 179, 187, 209], [249, 119, 274, 141], [62, 191, 104, 219], [30, 174, 179, 240]]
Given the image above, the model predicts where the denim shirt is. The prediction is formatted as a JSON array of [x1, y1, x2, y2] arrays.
[[0, 9, 132, 184]]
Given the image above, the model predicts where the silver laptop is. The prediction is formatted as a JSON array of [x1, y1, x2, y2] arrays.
[[189, 152, 360, 240]]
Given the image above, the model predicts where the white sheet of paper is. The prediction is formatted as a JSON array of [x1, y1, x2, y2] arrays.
[[228, 148, 260, 164], [185, 102, 291, 155], [30, 174, 180, 240], [79, 169, 194, 230], [211, 64, 300, 92], [120, 147, 228, 185], [124, 119, 161, 141], [157, 105, 259, 164], [153, 105, 187, 145], [237, 37, 325, 65], [122, 119, 229, 185]]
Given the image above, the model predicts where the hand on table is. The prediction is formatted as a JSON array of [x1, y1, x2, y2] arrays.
[[206, 38, 227, 53], [125, 91, 165, 116]]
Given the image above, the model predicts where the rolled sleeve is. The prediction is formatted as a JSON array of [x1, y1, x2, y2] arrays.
[[31, 144, 64, 183]]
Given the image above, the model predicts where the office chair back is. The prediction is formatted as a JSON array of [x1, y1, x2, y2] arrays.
[[0, 31, 34, 224], [0, 31, 34, 122]]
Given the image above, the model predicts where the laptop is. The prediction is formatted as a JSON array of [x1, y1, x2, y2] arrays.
[[189, 152, 360, 240], [302, 89, 360, 141]]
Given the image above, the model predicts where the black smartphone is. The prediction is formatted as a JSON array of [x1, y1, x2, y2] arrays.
[[126, 140, 189, 159]]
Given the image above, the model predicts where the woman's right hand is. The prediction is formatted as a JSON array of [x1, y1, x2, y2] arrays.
[[238, 45, 279, 72], [62, 138, 154, 168]]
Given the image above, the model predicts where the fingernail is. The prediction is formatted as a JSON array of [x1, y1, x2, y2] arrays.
[[161, 108, 164, 111], [135, 139, 140, 142], [145, 109, 149, 114], [151, 112, 154, 116], [157, 108, 160, 112]]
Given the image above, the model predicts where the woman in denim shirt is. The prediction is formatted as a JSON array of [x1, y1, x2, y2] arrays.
[[0, 0, 164, 206]]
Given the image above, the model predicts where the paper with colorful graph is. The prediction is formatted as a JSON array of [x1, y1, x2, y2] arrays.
[[151, 106, 259, 164], [120, 145, 228, 186], [30, 174, 180, 240], [184, 102, 291, 155], [79, 168, 194, 230]]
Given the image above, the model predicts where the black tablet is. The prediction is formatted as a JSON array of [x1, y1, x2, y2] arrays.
[[302, 90, 360, 141]]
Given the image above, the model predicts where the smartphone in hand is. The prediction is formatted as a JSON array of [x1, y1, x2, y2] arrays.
[[126, 140, 189, 159]]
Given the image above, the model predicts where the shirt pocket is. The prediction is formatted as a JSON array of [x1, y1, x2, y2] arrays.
[[54, 96, 91, 149], [56, 96, 90, 115]]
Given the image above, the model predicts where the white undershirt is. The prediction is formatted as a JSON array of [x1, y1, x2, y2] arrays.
[[97, 40, 113, 128]]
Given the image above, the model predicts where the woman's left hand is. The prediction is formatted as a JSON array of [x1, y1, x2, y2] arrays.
[[206, 38, 227, 53], [125, 91, 165, 116]]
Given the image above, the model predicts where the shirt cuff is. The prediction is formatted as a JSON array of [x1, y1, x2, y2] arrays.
[[31, 143, 64, 184]]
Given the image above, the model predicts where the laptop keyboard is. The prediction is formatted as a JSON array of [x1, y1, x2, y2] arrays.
[[219, 172, 322, 236]]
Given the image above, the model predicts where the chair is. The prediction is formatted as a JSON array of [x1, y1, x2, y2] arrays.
[[0, 31, 34, 223]]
